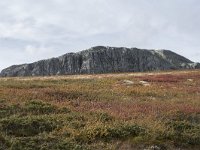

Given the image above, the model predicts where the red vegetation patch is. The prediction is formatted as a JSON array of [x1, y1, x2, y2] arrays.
[[136, 73, 200, 83], [78, 101, 200, 120], [186, 87, 200, 94]]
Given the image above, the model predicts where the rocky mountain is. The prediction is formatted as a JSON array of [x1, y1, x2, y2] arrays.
[[1, 46, 200, 77]]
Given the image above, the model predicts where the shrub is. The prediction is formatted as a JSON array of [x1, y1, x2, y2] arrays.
[[166, 120, 200, 146], [10, 137, 83, 150], [0, 116, 57, 137], [0, 103, 22, 119], [58, 107, 71, 113], [90, 112, 113, 122], [25, 100, 57, 115], [75, 123, 145, 143], [0, 134, 10, 150]]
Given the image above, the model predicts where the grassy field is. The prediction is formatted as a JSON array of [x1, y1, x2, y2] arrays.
[[0, 70, 200, 150]]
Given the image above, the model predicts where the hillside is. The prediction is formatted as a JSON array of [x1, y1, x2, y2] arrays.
[[0, 70, 200, 149], [1, 46, 200, 77]]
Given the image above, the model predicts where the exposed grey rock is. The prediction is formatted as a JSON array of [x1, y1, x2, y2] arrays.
[[0, 46, 200, 77], [139, 81, 150, 86], [123, 80, 134, 85], [187, 79, 193, 82]]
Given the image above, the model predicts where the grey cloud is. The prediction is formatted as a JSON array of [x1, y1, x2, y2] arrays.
[[0, 0, 200, 71]]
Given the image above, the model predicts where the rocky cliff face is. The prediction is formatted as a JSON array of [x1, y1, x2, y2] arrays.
[[1, 46, 200, 77]]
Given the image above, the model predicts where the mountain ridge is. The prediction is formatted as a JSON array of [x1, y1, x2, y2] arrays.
[[1, 46, 200, 77]]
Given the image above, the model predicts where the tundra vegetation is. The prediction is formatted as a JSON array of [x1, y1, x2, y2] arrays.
[[0, 70, 199, 150]]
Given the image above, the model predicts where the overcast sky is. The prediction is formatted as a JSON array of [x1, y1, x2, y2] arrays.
[[0, 0, 200, 71]]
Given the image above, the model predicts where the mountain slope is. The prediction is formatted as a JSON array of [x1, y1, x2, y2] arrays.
[[1, 46, 200, 77]]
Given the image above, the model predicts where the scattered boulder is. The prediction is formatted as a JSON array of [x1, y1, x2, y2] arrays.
[[187, 79, 193, 82], [123, 80, 134, 85], [139, 81, 150, 86]]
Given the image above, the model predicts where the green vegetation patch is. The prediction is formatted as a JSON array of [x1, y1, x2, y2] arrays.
[[24, 100, 57, 115], [0, 116, 57, 137], [75, 123, 145, 143]]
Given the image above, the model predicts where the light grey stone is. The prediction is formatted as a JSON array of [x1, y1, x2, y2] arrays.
[[123, 80, 134, 85]]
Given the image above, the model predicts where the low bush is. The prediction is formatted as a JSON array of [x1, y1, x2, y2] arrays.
[[0, 134, 10, 150], [90, 112, 113, 122], [0, 104, 22, 119], [166, 120, 200, 146], [75, 123, 145, 143], [10, 136, 83, 150], [0, 116, 57, 137], [25, 100, 57, 115]]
